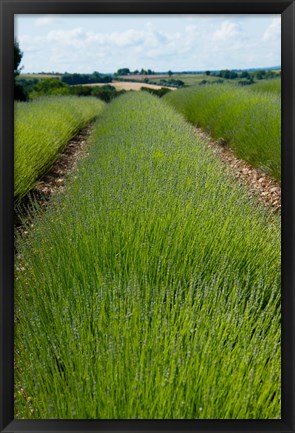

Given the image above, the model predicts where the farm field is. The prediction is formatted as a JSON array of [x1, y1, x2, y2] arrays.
[[117, 73, 222, 86], [164, 84, 281, 181], [169, 74, 223, 86], [81, 81, 176, 91], [18, 73, 62, 79], [14, 96, 105, 203], [15, 92, 281, 419]]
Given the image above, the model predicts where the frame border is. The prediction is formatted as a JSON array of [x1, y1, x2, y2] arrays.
[[1, 1, 294, 432]]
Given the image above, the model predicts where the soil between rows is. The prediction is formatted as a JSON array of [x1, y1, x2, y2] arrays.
[[194, 127, 281, 213], [14, 122, 94, 229]]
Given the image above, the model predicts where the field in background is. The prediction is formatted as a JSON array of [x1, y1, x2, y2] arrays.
[[20, 73, 62, 79], [81, 81, 176, 91], [17, 72, 281, 93], [15, 92, 280, 419]]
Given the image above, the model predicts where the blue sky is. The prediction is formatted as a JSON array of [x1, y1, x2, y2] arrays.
[[15, 14, 281, 73]]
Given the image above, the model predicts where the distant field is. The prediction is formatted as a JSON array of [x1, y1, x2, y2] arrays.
[[173, 74, 223, 86], [119, 74, 171, 80], [19, 74, 62, 79], [117, 74, 220, 86], [81, 81, 176, 91]]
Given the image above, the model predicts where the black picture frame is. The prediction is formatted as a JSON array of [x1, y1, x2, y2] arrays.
[[1, 1, 294, 432]]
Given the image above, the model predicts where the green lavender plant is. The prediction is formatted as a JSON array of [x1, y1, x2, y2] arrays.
[[14, 96, 105, 202], [15, 92, 280, 419], [164, 84, 281, 180]]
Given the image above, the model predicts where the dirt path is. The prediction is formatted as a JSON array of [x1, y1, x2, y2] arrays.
[[195, 127, 281, 213], [33, 123, 93, 199]]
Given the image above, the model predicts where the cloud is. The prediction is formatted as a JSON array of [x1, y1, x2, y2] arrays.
[[111, 29, 145, 47], [262, 17, 281, 41], [35, 15, 60, 26], [44, 25, 178, 52], [86, 29, 145, 47], [212, 21, 240, 41], [47, 28, 85, 48]]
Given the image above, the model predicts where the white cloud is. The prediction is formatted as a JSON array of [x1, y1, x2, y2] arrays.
[[262, 17, 281, 42], [85, 29, 144, 47], [47, 28, 85, 48], [212, 21, 240, 41], [35, 15, 60, 26]]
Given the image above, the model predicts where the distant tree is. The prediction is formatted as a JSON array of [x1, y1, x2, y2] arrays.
[[61, 72, 111, 85], [159, 78, 184, 88], [141, 86, 171, 97], [15, 82, 28, 101], [240, 71, 250, 79], [91, 86, 125, 102], [219, 69, 238, 79], [116, 68, 130, 76], [69, 85, 93, 97], [265, 70, 276, 79], [14, 40, 23, 77], [205, 70, 211, 76], [255, 70, 267, 80], [14, 40, 28, 101], [30, 78, 70, 97], [168, 70, 173, 77]]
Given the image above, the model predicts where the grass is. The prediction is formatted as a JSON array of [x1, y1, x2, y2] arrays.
[[172, 74, 224, 86], [164, 84, 281, 181], [150, 74, 221, 86], [14, 96, 105, 202], [250, 78, 281, 95], [15, 92, 280, 419]]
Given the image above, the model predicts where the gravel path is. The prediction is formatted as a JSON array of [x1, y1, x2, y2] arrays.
[[15, 123, 94, 229], [195, 127, 281, 213]]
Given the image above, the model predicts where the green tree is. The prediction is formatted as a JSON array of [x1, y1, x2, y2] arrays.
[[14, 40, 23, 76], [255, 70, 266, 80], [116, 68, 130, 76], [30, 78, 70, 97], [14, 40, 28, 101], [241, 71, 250, 79]]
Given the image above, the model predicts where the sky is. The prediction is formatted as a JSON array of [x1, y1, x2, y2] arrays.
[[15, 14, 281, 74]]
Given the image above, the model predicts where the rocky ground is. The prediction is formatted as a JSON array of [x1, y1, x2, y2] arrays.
[[15, 123, 94, 229], [195, 127, 281, 214]]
